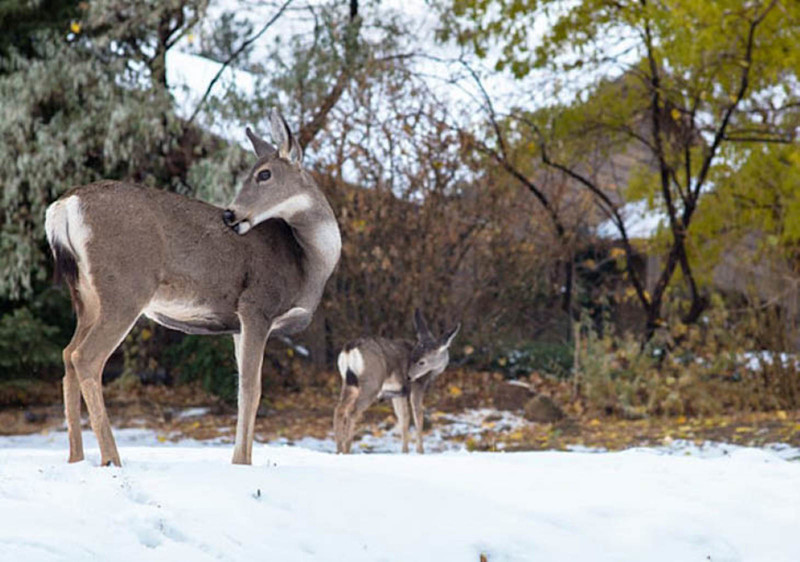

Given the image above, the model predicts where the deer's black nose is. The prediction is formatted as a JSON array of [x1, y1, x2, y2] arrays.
[[222, 209, 235, 226]]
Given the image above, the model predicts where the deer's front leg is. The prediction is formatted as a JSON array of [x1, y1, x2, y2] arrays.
[[409, 385, 426, 454], [232, 319, 269, 465], [392, 397, 411, 453]]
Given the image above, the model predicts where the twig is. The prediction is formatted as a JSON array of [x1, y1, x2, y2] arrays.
[[186, 0, 294, 125]]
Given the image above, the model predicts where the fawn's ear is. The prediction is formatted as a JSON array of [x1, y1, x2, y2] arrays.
[[439, 323, 460, 350], [414, 308, 434, 343]]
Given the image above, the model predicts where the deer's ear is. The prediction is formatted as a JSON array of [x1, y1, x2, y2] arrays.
[[245, 127, 276, 158], [414, 308, 434, 342], [270, 109, 303, 164], [439, 324, 460, 349]]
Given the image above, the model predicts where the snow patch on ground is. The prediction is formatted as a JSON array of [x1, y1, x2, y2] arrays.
[[1, 429, 799, 561], [280, 408, 530, 454], [568, 439, 800, 461]]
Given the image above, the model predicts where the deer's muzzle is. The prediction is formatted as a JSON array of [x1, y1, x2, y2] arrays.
[[223, 209, 251, 235]]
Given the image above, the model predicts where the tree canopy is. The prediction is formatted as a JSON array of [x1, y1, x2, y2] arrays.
[[438, 0, 800, 336]]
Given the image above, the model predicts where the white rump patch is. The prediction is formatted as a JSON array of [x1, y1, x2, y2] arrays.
[[44, 195, 92, 270], [337, 347, 364, 379], [349, 347, 364, 375], [336, 351, 349, 379]]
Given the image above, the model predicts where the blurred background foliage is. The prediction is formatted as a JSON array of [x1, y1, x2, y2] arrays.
[[1, 0, 799, 417]]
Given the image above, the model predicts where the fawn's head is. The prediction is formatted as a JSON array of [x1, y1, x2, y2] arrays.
[[408, 308, 460, 381]]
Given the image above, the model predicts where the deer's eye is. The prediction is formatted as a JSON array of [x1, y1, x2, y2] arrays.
[[256, 169, 272, 182], [418, 360, 425, 366]]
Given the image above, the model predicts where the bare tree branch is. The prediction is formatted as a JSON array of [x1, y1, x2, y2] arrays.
[[691, 0, 778, 203], [187, 0, 294, 125]]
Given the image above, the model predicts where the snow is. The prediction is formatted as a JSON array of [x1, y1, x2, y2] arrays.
[[1, 430, 799, 561], [275, 409, 530, 454], [741, 351, 799, 372], [165, 49, 257, 147], [597, 199, 665, 240]]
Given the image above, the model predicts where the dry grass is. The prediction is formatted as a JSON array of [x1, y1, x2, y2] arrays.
[[2, 371, 798, 454]]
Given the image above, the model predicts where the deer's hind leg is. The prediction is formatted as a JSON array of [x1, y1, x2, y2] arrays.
[[343, 389, 382, 454], [62, 312, 92, 463], [334, 382, 359, 453], [70, 295, 143, 467]]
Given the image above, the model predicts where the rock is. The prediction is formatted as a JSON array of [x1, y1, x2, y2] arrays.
[[492, 380, 534, 411], [523, 395, 565, 423]]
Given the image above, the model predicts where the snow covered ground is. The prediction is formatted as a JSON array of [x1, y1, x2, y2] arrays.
[[1, 429, 799, 561]]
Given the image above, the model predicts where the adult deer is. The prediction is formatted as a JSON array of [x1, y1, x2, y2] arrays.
[[45, 109, 341, 466], [334, 310, 460, 454]]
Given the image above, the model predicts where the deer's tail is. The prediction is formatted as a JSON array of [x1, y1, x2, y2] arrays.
[[337, 344, 364, 387], [45, 196, 86, 314]]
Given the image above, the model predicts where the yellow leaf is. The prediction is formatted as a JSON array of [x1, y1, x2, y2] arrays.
[[507, 430, 523, 440], [463, 345, 475, 356], [776, 410, 787, 420], [588, 418, 601, 427], [673, 322, 688, 337], [286, 348, 294, 358], [670, 108, 681, 121], [676, 415, 687, 424], [157, 434, 167, 443], [448, 385, 463, 398], [609, 247, 626, 259], [734, 427, 754, 433], [497, 357, 507, 366], [70, 21, 81, 34], [140, 328, 152, 341]]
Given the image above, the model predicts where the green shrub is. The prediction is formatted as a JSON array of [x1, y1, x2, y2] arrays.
[[576, 298, 800, 417], [0, 307, 63, 380], [494, 341, 573, 378], [163, 335, 237, 402]]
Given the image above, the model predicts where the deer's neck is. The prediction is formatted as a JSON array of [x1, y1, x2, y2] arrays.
[[286, 205, 341, 312]]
